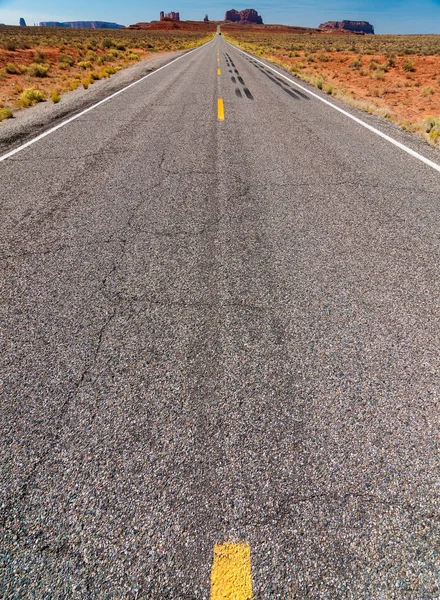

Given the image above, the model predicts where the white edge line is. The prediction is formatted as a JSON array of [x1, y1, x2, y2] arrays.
[[0, 40, 212, 163], [230, 42, 440, 175]]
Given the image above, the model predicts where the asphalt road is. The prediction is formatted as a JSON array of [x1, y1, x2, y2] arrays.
[[1, 35, 439, 599]]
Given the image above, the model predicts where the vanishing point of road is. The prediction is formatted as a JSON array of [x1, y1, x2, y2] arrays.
[[1, 35, 439, 598]]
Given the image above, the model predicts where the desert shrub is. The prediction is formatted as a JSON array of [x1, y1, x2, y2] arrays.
[[86, 50, 97, 61], [350, 58, 362, 69], [58, 53, 75, 67], [127, 52, 140, 61], [315, 76, 323, 89], [385, 56, 396, 68], [3, 40, 16, 51], [422, 116, 438, 132], [0, 107, 13, 121], [83, 72, 101, 88], [318, 53, 329, 62], [102, 66, 117, 76], [28, 63, 50, 77], [98, 52, 117, 63], [403, 59, 416, 72], [51, 91, 61, 103], [78, 61, 92, 69], [19, 88, 45, 107], [102, 39, 114, 49], [323, 83, 334, 95], [115, 43, 126, 50], [420, 116, 440, 143], [422, 86, 435, 96], [33, 50, 46, 64], [5, 63, 20, 74]]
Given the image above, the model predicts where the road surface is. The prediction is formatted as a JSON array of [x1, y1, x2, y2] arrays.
[[1, 35, 439, 599]]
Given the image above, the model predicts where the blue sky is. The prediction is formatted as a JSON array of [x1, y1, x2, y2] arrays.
[[1, 0, 440, 33]]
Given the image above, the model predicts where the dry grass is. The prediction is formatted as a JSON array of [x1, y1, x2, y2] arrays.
[[0, 26, 213, 115], [225, 31, 440, 149]]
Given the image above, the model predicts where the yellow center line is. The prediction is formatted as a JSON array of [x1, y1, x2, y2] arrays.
[[217, 57, 220, 62], [218, 98, 225, 121], [217, 68, 221, 75], [211, 542, 253, 600]]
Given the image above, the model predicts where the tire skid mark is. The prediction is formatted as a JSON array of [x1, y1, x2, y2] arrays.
[[247, 57, 309, 100], [226, 50, 254, 100]]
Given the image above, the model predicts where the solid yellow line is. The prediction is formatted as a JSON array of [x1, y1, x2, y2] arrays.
[[217, 68, 221, 75], [211, 542, 253, 600], [218, 98, 225, 121]]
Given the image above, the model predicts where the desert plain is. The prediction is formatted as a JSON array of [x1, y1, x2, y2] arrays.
[[0, 25, 440, 148]]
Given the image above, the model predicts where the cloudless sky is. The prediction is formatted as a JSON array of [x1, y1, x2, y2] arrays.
[[1, 0, 440, 34]]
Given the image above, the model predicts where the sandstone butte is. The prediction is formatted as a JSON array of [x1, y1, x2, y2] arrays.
[[319, 20, 375, 34], [224, 9, 263, 25], [129, 13, 318, 34]]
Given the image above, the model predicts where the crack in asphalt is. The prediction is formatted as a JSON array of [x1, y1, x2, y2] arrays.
[[7, 147, 131, 162]]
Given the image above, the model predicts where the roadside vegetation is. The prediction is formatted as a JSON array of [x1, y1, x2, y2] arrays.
[[0, 26, 213, 119], [225, 32, 440, 149]]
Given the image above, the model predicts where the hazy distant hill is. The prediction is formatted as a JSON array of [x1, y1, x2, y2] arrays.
[[39, 21, 125, 29]]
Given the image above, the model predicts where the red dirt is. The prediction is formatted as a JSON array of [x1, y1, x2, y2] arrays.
[[274, 51, 440, 122], [129, 21, 319, 34], [0, 45, 147, 109]]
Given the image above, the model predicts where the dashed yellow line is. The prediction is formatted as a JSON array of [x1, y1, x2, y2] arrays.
[[217, 68, 221, 75], [218, 98, 225, 121], [211, 542, 253, 600], [217, 57, 220, 62]]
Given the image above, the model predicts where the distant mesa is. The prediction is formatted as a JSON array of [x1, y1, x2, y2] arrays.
[[204, 14, 209, 23], [319, 20, 374, 34], [39, 21, 125, 29], [19, 18, 27, 27], [225, 8, 263, 25], [160, 11, 180, 21]]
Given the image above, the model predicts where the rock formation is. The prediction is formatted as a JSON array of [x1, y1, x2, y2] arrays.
[[319, 20, 374, 34], [19, 18, 27, 26], [40, 21, 125, 29], [204, 15, 209, 22], [224, 8, 263, 24], [160, 11, 180, 21]]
